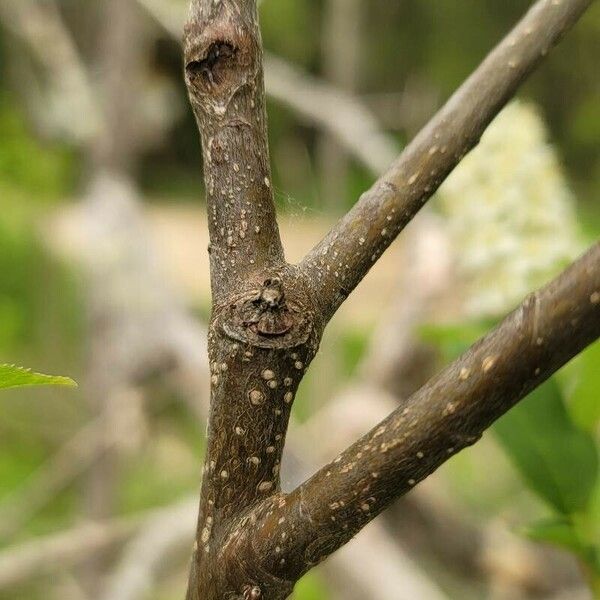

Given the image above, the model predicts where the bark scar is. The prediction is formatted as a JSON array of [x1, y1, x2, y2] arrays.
[[184, 15, 257, 115], [186, 41, 238, 87], [218, 279, 313, 349]]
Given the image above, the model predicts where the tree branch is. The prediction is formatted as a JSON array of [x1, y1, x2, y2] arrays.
[[264, 54, 398, 176], [0, 499, 196, 591], [100, 499, 197, 600], [300, 0, 593, 321], [0, 0, 102, 142], [264, 243, 600, 581], [0, 518, 139, 590], [180, 0, 597, 597], [184, 0, 284, 303], [184, 3, 324, 597]]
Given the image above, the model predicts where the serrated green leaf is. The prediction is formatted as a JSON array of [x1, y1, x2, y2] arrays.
[[494, 379, 598, 514], [0, 364, 77, 390]]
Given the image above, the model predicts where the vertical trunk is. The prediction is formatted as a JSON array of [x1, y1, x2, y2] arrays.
[[183, 2, 322, 596]]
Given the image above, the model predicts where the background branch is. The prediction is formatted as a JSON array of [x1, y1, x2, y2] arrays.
[[100, 499, 197, 600], [0, 0, 101, 142], [0, 517, 139, 590]]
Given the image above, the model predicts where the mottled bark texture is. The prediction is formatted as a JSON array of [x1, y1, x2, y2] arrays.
[[183, 1, 597, 598]]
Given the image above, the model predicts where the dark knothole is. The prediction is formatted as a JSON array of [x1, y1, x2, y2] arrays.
[[186, 41, 237, 87]]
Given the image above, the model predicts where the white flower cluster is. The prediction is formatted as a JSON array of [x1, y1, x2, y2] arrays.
[[438, 100, 582, 317]]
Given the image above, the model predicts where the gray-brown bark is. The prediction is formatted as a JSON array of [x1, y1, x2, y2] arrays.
[[184, 0, 284, 301], [184, 2, 318, 597], [183, 0, 598, 598]]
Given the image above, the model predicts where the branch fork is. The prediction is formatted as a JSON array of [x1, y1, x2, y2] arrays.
[[183, 0, 598, 598]]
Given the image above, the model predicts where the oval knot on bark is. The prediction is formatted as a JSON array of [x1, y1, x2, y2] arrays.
[[219, 279, 313, 349]]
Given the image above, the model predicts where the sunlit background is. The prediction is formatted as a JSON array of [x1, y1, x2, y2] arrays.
[[0, 1, 599, 599]]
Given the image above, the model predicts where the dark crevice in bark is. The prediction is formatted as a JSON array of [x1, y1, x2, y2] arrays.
[[186, 41, 238, 87]]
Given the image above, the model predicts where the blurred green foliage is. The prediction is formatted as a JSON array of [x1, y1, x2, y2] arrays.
[[560, 341, 600, 431], [495, 380, 598, 515], [0, 93, 74, 201], [0, 93, 80, 356], [294, 572, 330, 600], [0, 199, 41, 351]]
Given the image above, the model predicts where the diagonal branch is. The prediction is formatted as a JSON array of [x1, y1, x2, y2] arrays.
[[0, 499, 196, 591], [0, 517, 139, 590], [184, 0, 284, 303], [300, 0, 593, 321], [259, 243, 600, 581]]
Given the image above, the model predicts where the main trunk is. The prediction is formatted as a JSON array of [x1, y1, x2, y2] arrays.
[[186, 269, 322, 598]]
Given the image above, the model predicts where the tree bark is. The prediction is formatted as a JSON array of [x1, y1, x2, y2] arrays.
[[184, 2, 315, 597], [183, 0, 598, 598], [276, 243, 600, 582]]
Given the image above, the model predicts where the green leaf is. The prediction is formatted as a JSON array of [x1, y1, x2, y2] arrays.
[[0, 364, 77, 390], [563, 341, 600, 431], [588, 483, 600, 559], [525, 517, 585, 553], [419, 320, 493, 361], [294, 572, 329, 600], [524, 518, 599, 573], [494, 379, 598, 514]]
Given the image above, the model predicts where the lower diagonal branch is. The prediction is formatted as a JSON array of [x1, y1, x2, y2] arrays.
[[264, 242, 600, 582]]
